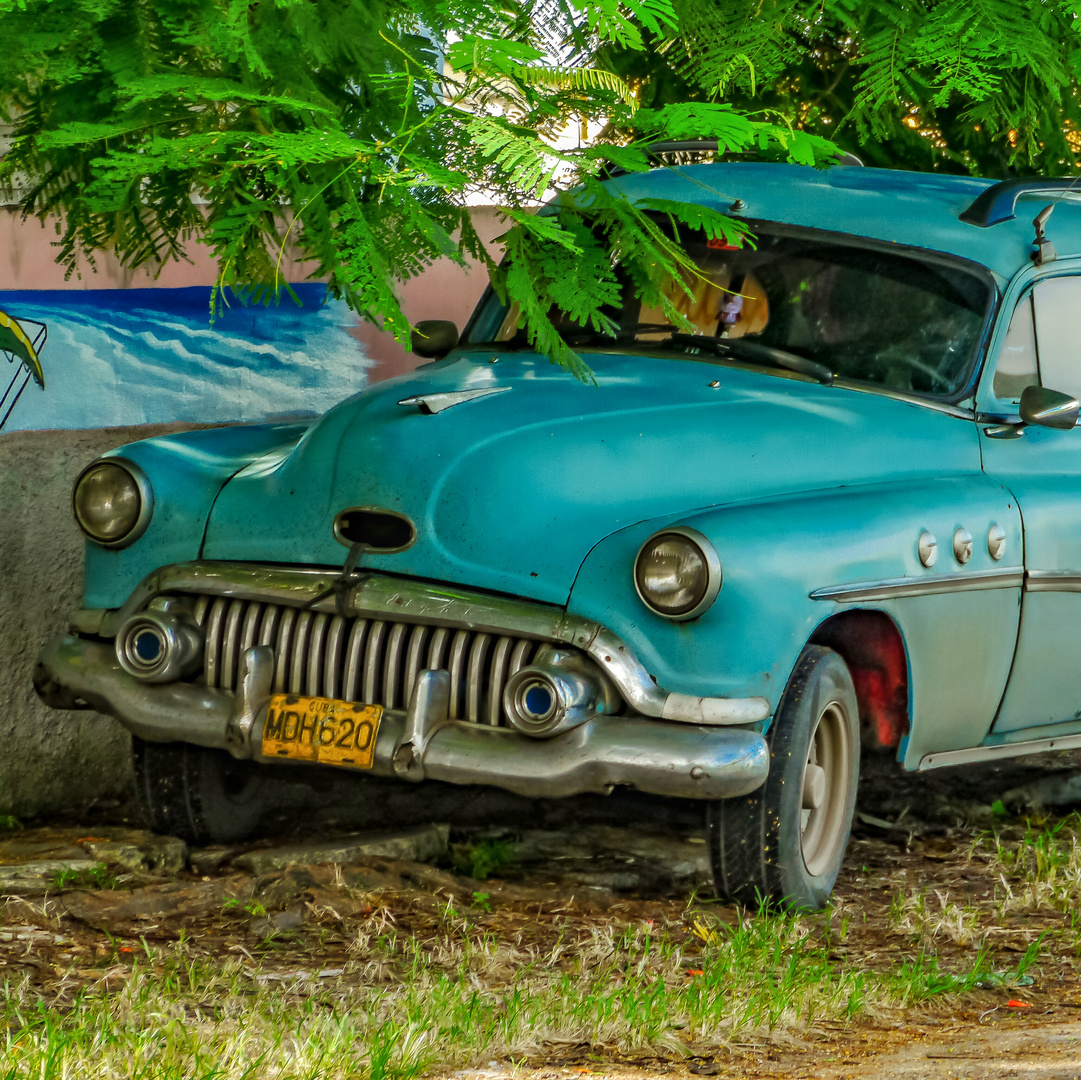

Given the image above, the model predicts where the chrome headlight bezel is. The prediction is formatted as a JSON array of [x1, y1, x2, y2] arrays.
[[633, 526, 722, 621], [71, 457, 154, 549]]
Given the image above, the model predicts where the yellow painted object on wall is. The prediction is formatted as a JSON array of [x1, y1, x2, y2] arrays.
[[0, 307, 46, 430]]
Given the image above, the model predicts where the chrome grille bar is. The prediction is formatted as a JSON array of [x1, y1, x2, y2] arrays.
[[364, 621, 387, 704], [307, 612, 329, 697], [190, 593, 542, 727], [466, 633, 491, 723], [447, 630, 470, 720], [204, 597, 228, 689], [487, 636, 514, 728], [342, 619, 368, 702], [323, 615, 346, 700], [383, 622, 408, 709]]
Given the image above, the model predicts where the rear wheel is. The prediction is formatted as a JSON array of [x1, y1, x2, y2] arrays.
[[132, 738, 272, 845], [709, 645, 859, 910]]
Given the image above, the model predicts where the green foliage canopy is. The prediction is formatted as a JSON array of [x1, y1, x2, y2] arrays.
[[614, 0, 1081, 177], [0, 0, 843, 377], [6, 0, 1071, 376]]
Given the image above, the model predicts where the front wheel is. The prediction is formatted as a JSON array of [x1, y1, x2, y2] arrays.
[[132, 738, 274, 845], [708, 645, 860, 910]]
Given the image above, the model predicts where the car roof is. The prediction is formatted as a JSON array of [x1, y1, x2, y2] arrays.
[[604, 162, 1081, 283]]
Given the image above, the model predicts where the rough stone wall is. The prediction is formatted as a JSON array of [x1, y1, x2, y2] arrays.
[[0, 423, 199, 816]]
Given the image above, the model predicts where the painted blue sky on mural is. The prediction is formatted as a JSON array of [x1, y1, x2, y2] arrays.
[[0, 284, 370, 431]]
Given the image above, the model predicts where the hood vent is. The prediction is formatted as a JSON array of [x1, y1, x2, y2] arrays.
[[334, 507, 416, 552]]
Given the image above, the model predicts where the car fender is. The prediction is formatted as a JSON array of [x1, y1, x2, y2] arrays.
[[567, 473, 1023, 765], [82, 422, 312, 609]]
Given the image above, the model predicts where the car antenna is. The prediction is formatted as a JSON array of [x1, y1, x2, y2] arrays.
[[1032, 204, 1057, 266]]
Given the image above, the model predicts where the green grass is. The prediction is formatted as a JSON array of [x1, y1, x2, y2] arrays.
[[0, 902, 998, 1079], [50, 864, 118, 891], [450, 837, 516, 881], [986, 812, 1081, 912]]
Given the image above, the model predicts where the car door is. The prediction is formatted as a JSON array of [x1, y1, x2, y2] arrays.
[[981, 272, 1081, 732]]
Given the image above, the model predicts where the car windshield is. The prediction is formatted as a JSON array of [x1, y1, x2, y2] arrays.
[[463, 228, 993, 399]]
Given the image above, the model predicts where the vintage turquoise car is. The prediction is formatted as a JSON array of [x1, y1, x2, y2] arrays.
[[34, 162, 1081, 909]]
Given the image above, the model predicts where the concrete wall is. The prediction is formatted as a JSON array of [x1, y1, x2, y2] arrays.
[[0, 206, 505, 816], [0, 423, 204, 815]]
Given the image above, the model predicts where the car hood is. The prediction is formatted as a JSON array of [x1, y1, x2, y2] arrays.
[[201, 349, 977, 605]]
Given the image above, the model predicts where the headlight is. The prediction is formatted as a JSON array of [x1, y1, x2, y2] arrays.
[[72, 458, 153, 548], [634, 527, 722, 620]]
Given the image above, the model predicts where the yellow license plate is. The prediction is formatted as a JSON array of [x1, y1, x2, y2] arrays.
[[262, 694, 383, 770]]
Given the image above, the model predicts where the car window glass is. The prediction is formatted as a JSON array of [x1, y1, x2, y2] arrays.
[[1033, 276, 1081, 400], [992, 295, 1039, 400], [637, 270, 770, 339], [465, 229, 992, 400]]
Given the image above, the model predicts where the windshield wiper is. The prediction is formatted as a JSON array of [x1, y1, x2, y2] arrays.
[[663, 333, 834, 385]]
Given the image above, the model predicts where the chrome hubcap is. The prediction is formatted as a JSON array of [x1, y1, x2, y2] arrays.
[[799, 701, 852, 878]]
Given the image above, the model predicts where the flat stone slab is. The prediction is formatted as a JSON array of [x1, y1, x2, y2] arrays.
[[0, 826, 188, 876], [0, 829, 95, 865], [80, 836, 187, 876], [232, 824, 450, 876], [0, 859, 104, 894], [62, 875, 254, 932], [189, 846, 241, 875]]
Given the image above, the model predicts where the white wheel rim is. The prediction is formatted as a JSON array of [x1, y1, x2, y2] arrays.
[[799, 700, 852, 878]]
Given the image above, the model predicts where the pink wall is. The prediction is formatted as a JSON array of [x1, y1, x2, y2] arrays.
[[0, 205, 506, 384], [347, 206, 506, 382], [0, 209, 317, 289]]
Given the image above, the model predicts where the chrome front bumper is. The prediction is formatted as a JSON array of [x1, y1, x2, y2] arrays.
[[37, 562, 772, 801], [37, 633, 769, 800]]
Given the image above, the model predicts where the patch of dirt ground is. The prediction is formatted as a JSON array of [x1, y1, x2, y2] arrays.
[[6, 752, 1081, 1077]]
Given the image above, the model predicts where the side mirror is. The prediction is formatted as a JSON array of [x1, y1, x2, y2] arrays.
[[410, 320, 459, 359], [1019, 385, 1080, 430]]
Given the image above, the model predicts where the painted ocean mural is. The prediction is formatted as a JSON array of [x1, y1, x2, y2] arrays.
[[0, 284, 371, 432]]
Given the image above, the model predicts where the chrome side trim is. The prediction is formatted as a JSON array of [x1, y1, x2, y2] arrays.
[[101, 563, 573, 641], [98, 562, 771, 727], [1025, 570, 1081, 592], [810, 566, 1024, 603], [70, 608, 108, 635], [829, 380, 977, 420], [589, 624, 769, 724], [919, 732, 1081, 771]]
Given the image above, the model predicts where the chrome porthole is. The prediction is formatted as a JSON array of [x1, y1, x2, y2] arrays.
[[918, 530, 937, 568], [953, 527, 974, 565]]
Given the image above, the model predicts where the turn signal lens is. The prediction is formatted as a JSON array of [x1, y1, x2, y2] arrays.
[[633, 528, 721, 620], [73, 460, 151, 547]]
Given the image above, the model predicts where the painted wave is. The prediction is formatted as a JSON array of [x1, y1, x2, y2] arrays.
[[0, 285, 371, 432]]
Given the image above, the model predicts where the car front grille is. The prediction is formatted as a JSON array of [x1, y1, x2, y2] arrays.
[[188, 594, 543, 727]]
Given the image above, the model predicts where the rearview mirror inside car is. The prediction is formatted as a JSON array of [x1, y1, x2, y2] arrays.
[[1019, 384, 1080, 430], [410, 320, 460, 359]]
